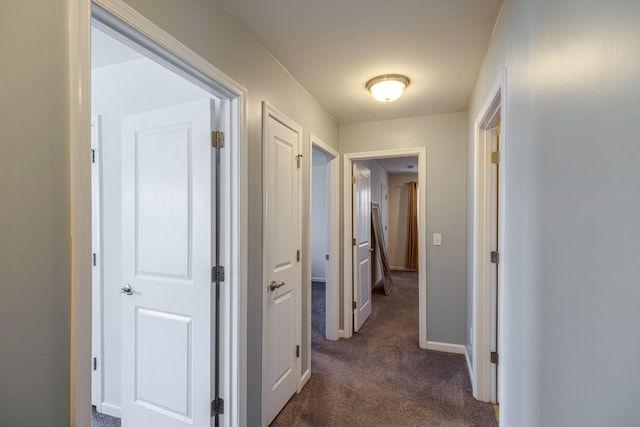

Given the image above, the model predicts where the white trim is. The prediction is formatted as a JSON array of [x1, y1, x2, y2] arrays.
[[342, 148, 427, 346], [472, 68, 506, 406], [70, 2, 248, 426], [390, 266, 418, 272], [100, 402, 121, 419], [309, 135, 340, 343], [425, 341, 466, 355], [90, 115, 104, 412], [465, 346, 474, 386], [339, 329, 345, 338], [311, 277, 327, 283], [261, 102, 303, 425], [300, 369, 311, 388]]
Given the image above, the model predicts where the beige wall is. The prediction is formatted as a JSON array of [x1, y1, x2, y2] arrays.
[[340, 111, 468, 345], [387, 173, 419, 269], [0, 1, 71, 425], [467, 0, 640, 424]]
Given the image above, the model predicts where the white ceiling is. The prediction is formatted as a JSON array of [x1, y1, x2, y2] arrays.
[[375, 156, 419, 174], [219, 0, 503, 124], [91, 27, 143, 69]]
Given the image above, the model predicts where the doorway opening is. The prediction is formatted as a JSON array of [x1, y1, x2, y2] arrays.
[[342, 148, 427, 345], [70, 2, 248, 426], [472, 69, 506, 407]]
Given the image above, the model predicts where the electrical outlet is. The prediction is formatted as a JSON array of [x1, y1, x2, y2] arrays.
[[433, 233, 442, 246]]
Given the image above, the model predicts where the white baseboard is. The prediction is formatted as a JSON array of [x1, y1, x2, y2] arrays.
[[300, 368, 311, 389], [339, 329, 345, 338], [100, 402, 121, 418], [311, 277, 326, 283], [426, 341, 466, 355], [464, 346, 474, 390]]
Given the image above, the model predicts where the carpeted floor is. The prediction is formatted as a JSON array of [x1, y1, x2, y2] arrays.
[[271, 271, 498, 427], [92, 406, 120, 427]]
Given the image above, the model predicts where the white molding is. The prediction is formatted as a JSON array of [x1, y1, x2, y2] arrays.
[[472, 68, 507, 406], [300, 369, 311, 389], [311, 277, 327, 283], [310, 134, 340, 343], [339, 329, 345, 338], [343, 148, 427, 347], [426, 341, 466, 355], [69, 1, 92, 426], [465, 346, 474, 390], [262, 102, 303, 425], [100, 402, 121, 418], [71, 2, 248, 426]]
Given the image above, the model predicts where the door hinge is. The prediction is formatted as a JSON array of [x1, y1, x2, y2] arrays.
[[491, 150, 500, 164], [212, 131, 225, 149], [325, 254, 330, 261], [212, 266, 225, 282], [295, 154, 303, 169], [490, 251, 499, 264], [491, 351, 499, 364], [352, 238, 356, 246], [93, 357, 97, 371], [352, 301, 357, 310], [92, 253, 97, 266], [211, 397, 224, 417], [352, 175, 356, 185], [296, 345, 300, 358], [91, 149, 96, 163]]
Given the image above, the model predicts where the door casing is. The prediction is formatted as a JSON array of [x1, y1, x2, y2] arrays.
[[472, 68, 506, 405], [342, 148, 427, 345], [69, 1, 249, 425], [303, 135, 340, 386]]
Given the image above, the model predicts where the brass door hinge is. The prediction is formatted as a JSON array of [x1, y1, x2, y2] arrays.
[[491, 150, 500, 164], [295, 154, 303, 169], [212, 131, 224, 149]]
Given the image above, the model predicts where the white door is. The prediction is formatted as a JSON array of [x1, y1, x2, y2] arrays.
[[264, 111, 301, 425], [121, 99, 215, 427], [353, 163, 372, 332], [490, 124, 500, 403]]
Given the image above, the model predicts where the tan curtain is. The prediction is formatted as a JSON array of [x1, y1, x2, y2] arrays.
[[405, 181, 419, 270]]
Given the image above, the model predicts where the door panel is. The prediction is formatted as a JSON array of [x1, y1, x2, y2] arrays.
[[353, 163, 372, 332], [121, 99, 214, 427], [265, 112, 301, 425]]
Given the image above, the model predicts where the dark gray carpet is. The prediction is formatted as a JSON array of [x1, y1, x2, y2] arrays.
[[92, 406, 120, 427], [272, 271, 498, 427]]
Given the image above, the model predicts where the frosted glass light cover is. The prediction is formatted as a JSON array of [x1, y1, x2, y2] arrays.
[[366, 75, 410, 103]]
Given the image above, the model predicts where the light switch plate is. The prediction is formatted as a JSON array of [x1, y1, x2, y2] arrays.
[[433, 233, 442, 246]]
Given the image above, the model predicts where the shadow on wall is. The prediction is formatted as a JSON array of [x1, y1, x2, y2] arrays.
[[388, 173, 418, 269]]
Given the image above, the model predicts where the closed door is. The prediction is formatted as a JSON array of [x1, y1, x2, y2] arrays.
[[121, 99, 215, 427], [264, 110, 301, 425], [353, 163, 372, 332]]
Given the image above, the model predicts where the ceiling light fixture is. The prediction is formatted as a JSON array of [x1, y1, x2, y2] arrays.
[[366, 74, 410, 103]]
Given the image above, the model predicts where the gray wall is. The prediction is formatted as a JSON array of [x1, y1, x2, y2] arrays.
[[467, 0, 640, 424], [0, 0, 339, 425], [311, 148, 328, 281], [0, 1, 71, 426], [340, 111, 468, 345]]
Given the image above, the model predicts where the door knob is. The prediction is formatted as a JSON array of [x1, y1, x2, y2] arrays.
[[120, 284, 133, 295], [269, 281, 285, 291]]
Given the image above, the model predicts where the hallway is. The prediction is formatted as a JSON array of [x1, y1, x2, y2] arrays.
[[272, 271, 497, 426]]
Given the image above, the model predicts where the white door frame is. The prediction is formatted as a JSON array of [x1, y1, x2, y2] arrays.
[[472, 69, 506, 404], [69, 1, 249, 426], [304, 135, 340, 386], [342, 148, 427, 347], [261, 102, 303, 425]]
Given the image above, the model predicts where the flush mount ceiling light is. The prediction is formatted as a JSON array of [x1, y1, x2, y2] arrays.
[[366, 74, 410, 103]]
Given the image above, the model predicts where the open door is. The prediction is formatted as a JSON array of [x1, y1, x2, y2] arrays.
[[353, 163, 372, 332], [120, 99, 216, 427]]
